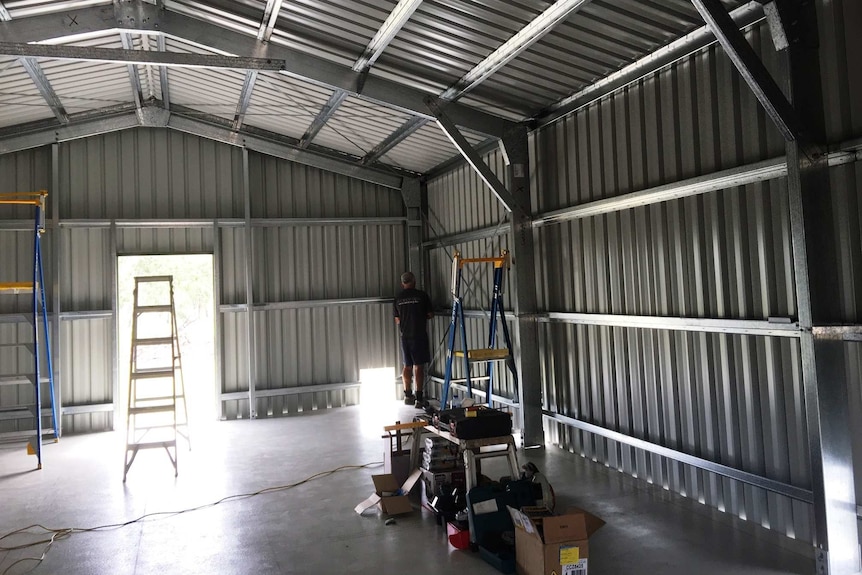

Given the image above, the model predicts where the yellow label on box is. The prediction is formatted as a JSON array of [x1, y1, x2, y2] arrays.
[[559, 545, 580, 565]]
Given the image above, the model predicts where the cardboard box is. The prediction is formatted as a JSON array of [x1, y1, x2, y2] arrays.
[[507, 506, 604, 575], [354, 470, 421, 516]]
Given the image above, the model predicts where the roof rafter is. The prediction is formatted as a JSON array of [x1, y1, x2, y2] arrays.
[[0, 105, 406, 189], [440, 0, 593, 99]]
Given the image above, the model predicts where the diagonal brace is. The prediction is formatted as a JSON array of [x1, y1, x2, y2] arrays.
[[425, 97, 523, 215], [691, 0, 800, 141]]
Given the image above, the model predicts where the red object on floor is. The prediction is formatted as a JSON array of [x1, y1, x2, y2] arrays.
[[447, 521, 470, 549]]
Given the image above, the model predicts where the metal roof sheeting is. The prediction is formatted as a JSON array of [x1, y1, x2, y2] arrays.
[[0, 57, 55, 126], [0, 0, 756, 174]]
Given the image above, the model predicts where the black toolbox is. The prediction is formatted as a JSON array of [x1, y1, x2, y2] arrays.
[[435, 406, 512, 440]]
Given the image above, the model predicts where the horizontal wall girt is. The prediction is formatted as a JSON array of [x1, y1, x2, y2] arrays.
[[221, 381, 361, 401], [427, 139, 862, 248], [534, 156, 786, 226], [62, 403, 113, 415], [544, 411, 814, 504], [219, 296, 393, 313], [537, 311, 800, 337]]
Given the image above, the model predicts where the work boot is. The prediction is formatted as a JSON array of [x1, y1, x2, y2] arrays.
[[403, 391, 415, 405], [414, 391, 426, 408]]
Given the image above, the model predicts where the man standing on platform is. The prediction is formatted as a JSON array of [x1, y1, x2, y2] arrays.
[[394, 271, 433, 406]]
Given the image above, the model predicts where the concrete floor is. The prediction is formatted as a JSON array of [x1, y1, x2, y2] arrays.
[[0, 403, 814, 575]]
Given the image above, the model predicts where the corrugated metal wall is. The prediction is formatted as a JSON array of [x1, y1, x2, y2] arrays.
[[0, 128, 408, 434], [425, 11, 861, 545], [426, 149, 520, 407], [0, 148, 53, 438]]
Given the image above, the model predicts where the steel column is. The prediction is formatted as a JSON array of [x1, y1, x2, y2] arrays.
[[501, 125, 542, 447], [110, 222, 119, 431], [50, 143, 62, 436], [400, 178, 424, 287], [780, 0, 861, 571], [242, 149, 257, 419]]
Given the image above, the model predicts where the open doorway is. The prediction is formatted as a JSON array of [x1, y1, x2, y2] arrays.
[[117, 255, 216, 431]]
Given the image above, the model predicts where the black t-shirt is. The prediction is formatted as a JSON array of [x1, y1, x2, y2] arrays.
[[394, 288, 432, 339]]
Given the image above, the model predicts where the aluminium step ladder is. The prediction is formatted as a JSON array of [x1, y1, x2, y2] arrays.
[[0, 191, 58, 469], [123, 275, 189, 481], [440, 250, 518, 409]]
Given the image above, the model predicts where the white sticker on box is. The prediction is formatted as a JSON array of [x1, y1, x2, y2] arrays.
[[562, 558, 588, 575], [472, 499, 499, 515]]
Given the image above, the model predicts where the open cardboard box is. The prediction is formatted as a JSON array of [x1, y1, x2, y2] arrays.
[[354, 469, 422, 516], [507, 506, 604, 575]]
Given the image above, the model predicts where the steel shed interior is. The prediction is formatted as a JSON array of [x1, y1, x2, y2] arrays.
[[0, 0, 861, 574]]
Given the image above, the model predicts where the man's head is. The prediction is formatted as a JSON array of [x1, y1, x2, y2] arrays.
[[400, 271, 416, 288]]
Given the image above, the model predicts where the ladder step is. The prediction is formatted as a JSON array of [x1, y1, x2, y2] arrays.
[[130, 368, 175, 380], [0, 374, 50, 386], [133, 394, 179, 403], [127, 439, 177, 450], [133, 337, 174, 346], [455, 349, 511, 361], [136, 305, 173, 313], [135, 276, 174, 283], [129, 404, 176, 415], [0, 282, 35, 295]]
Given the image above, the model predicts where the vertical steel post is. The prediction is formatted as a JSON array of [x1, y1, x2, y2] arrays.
[[110, 222, 119, 431], [213, 218, 224, 420], [242, 148, 257, 419], [778, 1, 861, 572], [32, 204, 42, 467], [400, 178, 424, 286], [502, 125, 543, 447], [51, 143, 61, 437]]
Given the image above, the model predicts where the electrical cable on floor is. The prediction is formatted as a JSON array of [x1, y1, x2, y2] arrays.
[[0, 461, 383, 575]]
